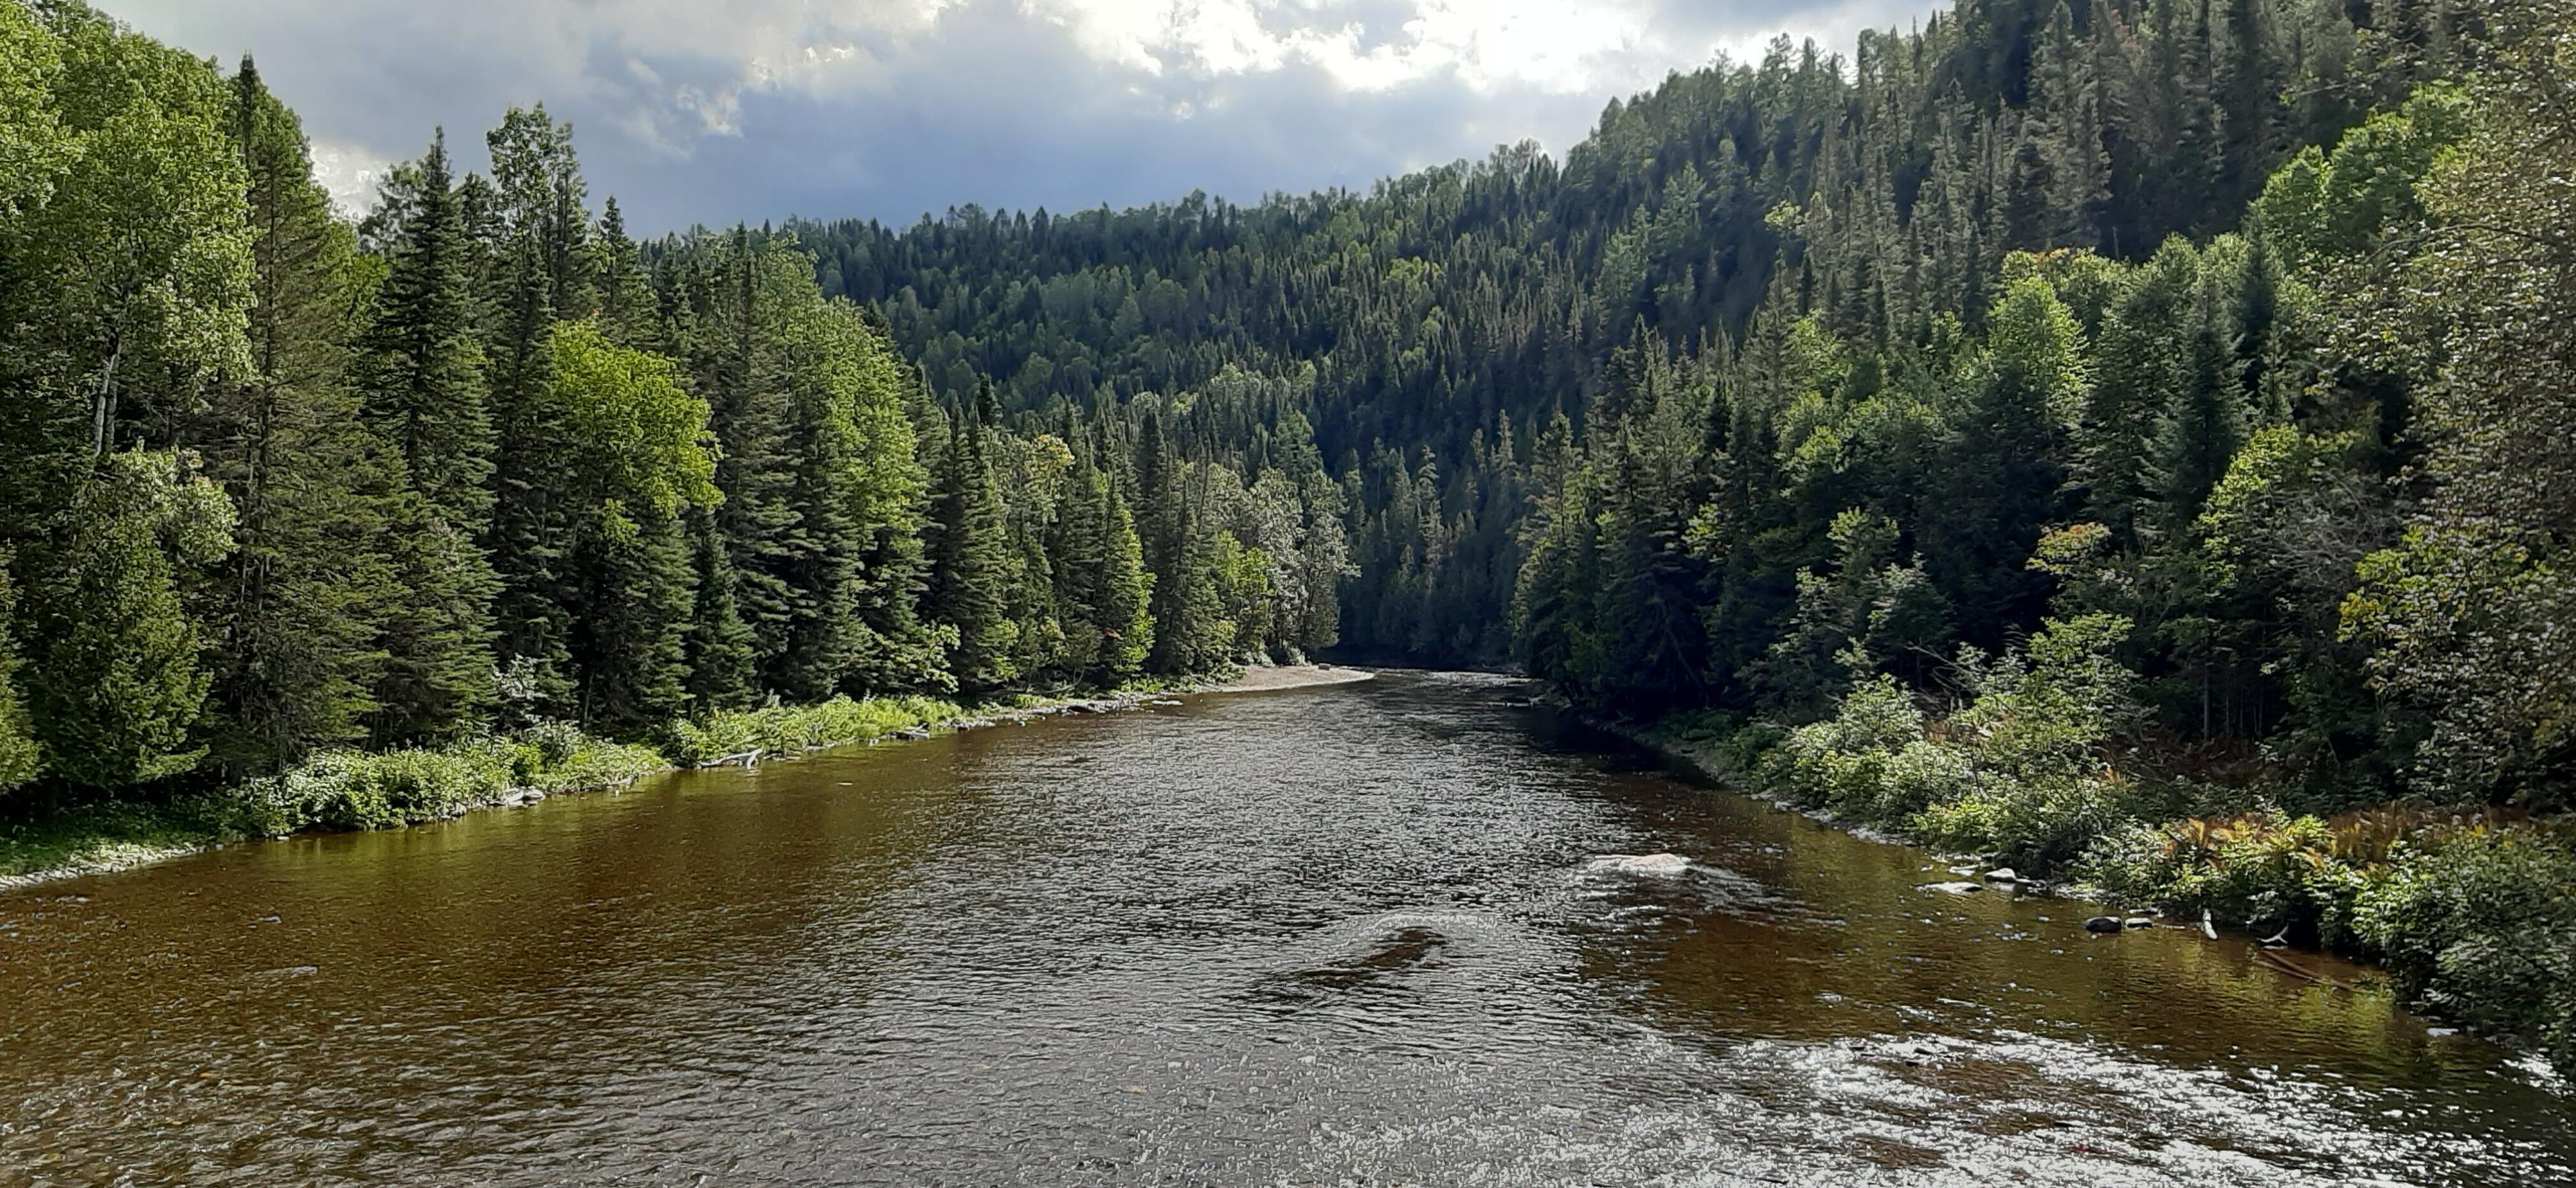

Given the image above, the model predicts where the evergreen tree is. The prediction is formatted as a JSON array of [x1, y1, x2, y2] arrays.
[[195, 56, 388, 769], [923, 382, 1021, 692], [679, 502, 757, 713], [479, 105, 591, 714], [17, 451, 235, 789], [544, 320, 716, 729], [347, 130, 499, 744]]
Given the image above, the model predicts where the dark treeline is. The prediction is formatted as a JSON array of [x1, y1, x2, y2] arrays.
[[0, 0, 1345, 805]]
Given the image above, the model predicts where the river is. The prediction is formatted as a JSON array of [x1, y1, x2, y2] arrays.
[[1, 671, 2567, 1185]]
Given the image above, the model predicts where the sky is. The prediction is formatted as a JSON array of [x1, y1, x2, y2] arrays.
[[109, 0, 1945, 232]]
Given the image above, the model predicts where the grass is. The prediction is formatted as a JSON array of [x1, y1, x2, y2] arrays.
[[0, 688, 1132, 885]]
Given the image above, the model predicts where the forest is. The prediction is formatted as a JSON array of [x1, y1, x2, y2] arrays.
[[0, 1, 1352, 827], [3, 0, 2573, 1065]]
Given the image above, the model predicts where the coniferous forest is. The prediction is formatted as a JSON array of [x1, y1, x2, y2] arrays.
[[5, 0, 2576, 1065]]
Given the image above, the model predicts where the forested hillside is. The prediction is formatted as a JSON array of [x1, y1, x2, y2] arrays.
[[786, 0, 2461, 662]]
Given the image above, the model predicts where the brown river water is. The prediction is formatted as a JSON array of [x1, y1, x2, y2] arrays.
[[2, 670, 2568, 1185]]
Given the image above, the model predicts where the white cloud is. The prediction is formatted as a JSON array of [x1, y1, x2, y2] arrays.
[[105, 0, 1943, 229], [307, 138, 392, 219]]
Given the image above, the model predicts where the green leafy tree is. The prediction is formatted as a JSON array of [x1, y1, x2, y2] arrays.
[[545, 319, 717, 728]]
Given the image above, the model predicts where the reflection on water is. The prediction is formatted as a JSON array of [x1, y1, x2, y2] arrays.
[[1, 671, 2565, 1185]]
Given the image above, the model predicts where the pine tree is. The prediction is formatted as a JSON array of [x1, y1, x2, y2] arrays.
[[1094, 476, 1155, 683], [1922, 275, 2081, 646], [17, 451, 235, 789], [592, 196, 661, 352], [1136, 409, 1225, 674], [479, 105, 592, 714], [841, 311, 947, 693], [544, 321, 716, 729]]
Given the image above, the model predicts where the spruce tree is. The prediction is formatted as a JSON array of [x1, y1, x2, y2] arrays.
[[347, 130, 499, 743], [679, 502, 756, 712], [479, 105, 591, 715], [924, 383, 1020, 692], [19, 451, 235, 789], [841, 310, 947, 693], [197, 56, 389, 769], [545, 321, 716, 730], [1094, 473, 1155, 684]]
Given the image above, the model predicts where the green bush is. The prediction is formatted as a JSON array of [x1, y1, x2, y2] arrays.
[[521, 736, 663, 792], [207, 724, 663, 833], [2355, 826, 2576, 1064], [2082, 812, 2372, 942], [1769, 676, 1922, 814], [256, 745, 518, 829], [660, 695, 967, 767], [1874, 738, 1980, 820], [1758, 617, 2148, 870], [1913, 771, 2140, 870]]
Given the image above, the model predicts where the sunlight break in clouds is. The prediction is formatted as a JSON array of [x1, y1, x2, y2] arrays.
[[105, 0, 1940, 228]]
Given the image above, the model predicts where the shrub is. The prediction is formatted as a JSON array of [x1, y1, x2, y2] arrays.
[[521, 736, 663, 792], [661, 695, 967, 767], [1874, 738, 1980, 820], [2355, 825, 2576, 1065], [1913, 770, 2137, 870], [2082, 811, 2373, 944], [1769, 676, 1922, 814]]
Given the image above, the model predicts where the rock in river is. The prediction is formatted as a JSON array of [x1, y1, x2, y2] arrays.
[[2084, 916, 2125, 934], [1585, 853, 1693, 878]]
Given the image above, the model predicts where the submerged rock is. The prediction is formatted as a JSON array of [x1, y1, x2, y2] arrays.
[[1585, 853, 1693, 878], [1923, 881, 1983, 895], [2084, 916, 2125, 934]]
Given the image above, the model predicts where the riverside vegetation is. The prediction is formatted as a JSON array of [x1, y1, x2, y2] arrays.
[[4, 0, 2574, 1069]]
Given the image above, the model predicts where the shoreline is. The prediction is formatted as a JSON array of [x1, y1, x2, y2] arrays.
[[1572, 706, 2575, 1077], [0, 665, 1378, 892]]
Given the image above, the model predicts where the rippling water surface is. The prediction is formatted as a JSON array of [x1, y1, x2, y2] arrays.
[[3, 671, 2567, 1185]]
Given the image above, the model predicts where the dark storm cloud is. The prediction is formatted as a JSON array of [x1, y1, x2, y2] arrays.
[[102, 0, 1941, 231]]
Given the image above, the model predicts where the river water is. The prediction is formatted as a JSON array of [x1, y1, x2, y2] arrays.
[[2, 671, 2567, 1185]]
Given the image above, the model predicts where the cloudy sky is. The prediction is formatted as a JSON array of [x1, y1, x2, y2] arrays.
[[111, 0, 1941, 232]]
